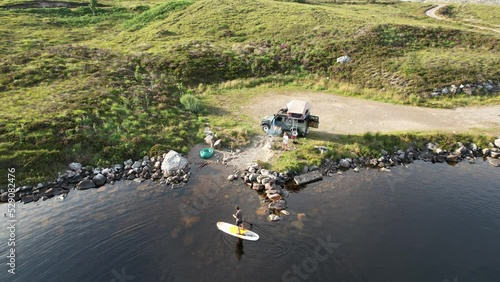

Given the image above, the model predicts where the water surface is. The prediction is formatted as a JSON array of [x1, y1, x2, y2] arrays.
[[1, 161, 499, 282]]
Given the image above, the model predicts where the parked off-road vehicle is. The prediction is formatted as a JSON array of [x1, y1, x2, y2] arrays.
[[260, 100, 319, 137]]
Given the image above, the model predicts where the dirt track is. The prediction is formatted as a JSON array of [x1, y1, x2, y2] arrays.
[[425, 4, 500, 34], [243, 91, 500, 135]]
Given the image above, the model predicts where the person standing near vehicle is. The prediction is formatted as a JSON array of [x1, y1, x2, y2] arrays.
[[282, 132, 289, 150], [233, 206, 245, 234]]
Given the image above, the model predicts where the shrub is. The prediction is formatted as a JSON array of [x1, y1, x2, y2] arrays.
[[180, 94, 203, 113]]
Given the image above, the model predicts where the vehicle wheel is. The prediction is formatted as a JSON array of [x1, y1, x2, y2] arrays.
[[262, 124, 270, 133]]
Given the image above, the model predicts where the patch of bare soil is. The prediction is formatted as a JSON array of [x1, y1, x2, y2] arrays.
[[187, 137, 278, 171], [243, 91, 500, 135]]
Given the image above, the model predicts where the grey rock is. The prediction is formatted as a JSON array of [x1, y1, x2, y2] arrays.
[[0, 192, 8, 202], [469, 143, 478, 151], [339, 159, 350, 168], [76, 180, 96, 190], [336, 55, 351, 64], [44, 188, 54, 197], [260, 169, 270, 176], [161, 150, 188, 177], [249, 173, 258, 182], [495, 138, 500, 148], [132, 161, 142, 169], [227, 175, 236, 181], [22, 195, 34, 204], [455, 146, 467, 156], [487, 157, 500, 167], [20, 186, 33, 193], [268, 199, 287, 210], [92, 174, 106, 187], [426, 142, 437, 151], [69, 162, 82, 171], [151, 171, 162, 180], [124, 159, 133, 167], [252, 184, 265, 191]]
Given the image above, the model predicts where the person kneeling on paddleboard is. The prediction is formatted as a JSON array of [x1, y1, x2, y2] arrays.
[[233, 206, 245, 234]]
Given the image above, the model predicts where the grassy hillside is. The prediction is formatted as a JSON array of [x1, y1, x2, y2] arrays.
[[0, 0, 498, 185]]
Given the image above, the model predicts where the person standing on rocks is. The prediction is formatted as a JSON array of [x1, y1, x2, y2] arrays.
[[233, 205, 245, 234], [282, 132, 289, 151]]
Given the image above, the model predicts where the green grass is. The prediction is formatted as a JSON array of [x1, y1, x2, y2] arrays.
[[439, 4, 500, 29], [122, 0, 194, 31], [271, 130, 498, 173], [0, 0, 499, 186]]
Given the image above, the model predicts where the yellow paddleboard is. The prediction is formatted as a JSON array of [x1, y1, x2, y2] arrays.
[[216, 222, 259, 241]]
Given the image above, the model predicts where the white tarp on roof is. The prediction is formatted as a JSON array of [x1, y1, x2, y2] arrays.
[[286, 100, 311, 119]]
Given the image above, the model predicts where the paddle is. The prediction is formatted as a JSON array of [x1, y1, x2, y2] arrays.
[[244, 219, 255, 228]]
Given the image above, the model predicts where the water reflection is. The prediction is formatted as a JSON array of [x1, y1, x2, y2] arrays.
[[235, 238, 244, 260]]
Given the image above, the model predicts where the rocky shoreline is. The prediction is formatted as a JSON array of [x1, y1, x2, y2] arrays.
[[0, 150, 191, 204], [226, 138, 500, 221], [1, 138, 499, 207]]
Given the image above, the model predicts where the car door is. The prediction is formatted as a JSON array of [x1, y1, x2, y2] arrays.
[[308, 115, 319, 128]]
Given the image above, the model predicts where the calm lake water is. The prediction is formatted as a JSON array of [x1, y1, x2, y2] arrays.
[[1, 160, 499, 282]]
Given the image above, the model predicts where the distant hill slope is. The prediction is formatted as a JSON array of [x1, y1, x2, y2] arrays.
[[406, 0, 499, 5]]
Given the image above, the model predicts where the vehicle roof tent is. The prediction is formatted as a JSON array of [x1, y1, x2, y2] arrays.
[[286, 100, 311, 120]]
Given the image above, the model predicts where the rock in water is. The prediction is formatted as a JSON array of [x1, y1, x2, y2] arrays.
[[280, 210, 290, 216], [268, 214, 281, 222], [268, 199, 287, 210], [76, 180, 96, 190], [487, 157, 500, 167], [268, 193, 282, 201]]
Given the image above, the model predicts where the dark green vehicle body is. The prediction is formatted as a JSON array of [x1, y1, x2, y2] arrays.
[[260, 113, 319, 137]]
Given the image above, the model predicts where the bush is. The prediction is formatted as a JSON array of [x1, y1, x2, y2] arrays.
[[180, 94, 203, 113]]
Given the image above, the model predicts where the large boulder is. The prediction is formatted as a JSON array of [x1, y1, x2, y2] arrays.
[[495, 138, 500, 148], [161, 150, 188, 177]]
